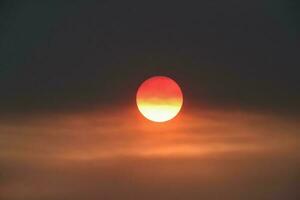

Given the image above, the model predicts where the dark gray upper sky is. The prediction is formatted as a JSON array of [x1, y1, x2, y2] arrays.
[[0, 0, 299, 114]]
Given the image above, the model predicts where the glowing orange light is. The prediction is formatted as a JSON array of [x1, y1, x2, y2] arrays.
[[136, 76, 183, 122]]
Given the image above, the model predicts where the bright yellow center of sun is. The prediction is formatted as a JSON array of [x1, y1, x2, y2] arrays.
[[136, 76, 183, 122]]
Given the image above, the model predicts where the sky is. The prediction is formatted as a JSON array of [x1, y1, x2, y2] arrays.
[[0, 1, 299, 200]]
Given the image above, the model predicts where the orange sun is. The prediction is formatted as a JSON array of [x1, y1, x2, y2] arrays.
[[136, 76, 183, 122]]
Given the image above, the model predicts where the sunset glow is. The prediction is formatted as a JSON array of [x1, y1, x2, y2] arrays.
[[136, 76, 183, 122]]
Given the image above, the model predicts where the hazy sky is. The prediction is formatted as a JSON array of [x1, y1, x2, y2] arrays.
[[0, 1, 299, 200]]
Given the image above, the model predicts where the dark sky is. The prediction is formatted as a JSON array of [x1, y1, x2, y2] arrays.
[[0, 0, 299, 114]]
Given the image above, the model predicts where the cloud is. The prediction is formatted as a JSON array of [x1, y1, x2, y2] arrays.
[[0, 107, 299, 199]]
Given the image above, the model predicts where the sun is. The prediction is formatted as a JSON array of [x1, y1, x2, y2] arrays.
[[136, 76, 183, 122]]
